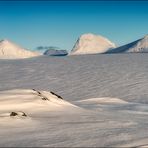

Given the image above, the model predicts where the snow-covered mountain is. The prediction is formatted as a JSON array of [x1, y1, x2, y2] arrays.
[[44, 49, 68, 56], [70, 33, 116, 55], [0, 39, 40, 59], [107, 35, 148, 53]]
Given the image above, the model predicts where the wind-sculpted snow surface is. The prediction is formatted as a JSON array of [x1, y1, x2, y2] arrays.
[[0, 54, 148, 146], [0, 54, 148, 103]]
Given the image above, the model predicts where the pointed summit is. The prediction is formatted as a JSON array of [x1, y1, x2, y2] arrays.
[[0, 39, 9, 43], [70, 33, 116, 55], [143, 34, 148, 39], [0, 39, 40, 59]]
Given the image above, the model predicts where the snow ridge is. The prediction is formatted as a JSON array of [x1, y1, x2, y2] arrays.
[[107, 35, 148, 53]]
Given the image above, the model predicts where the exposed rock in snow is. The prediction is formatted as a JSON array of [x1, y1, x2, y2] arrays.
[[107, 35, 148, 53], [10, 111, 27, 117], [0, 89, 78, 115], [32, 89, 49, 101], [50, 91, 63, 99], [0, 39, 41, 59], [70, 33, 116, 55], [44, 49, 68, 56]]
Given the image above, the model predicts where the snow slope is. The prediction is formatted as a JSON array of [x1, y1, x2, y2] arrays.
[[0, 54, 148, 146], [1, 89, 148, 147], [0, 89, 77, 113], [107, 35, 148, 53], [70, 33, 116, 55], [0, 39, 40, 59]]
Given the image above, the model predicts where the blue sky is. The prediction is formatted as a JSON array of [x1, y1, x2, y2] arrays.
[[0, 1, 148, 51]]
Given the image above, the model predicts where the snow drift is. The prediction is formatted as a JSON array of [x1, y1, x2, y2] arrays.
[[107, 35, 148, 53], [77, 97, 128, 104], [0, 89, 77, 117], [70, 33, 116, 55], [0, 39, 40, 59]]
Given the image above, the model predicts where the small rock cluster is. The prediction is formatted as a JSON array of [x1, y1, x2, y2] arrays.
[[10, 111, 27, 117]]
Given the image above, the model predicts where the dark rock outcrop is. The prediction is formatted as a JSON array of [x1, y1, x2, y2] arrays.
[[10, 111, 27, 117], [50, 91, 63, 99], [32, 89, 49, 101]]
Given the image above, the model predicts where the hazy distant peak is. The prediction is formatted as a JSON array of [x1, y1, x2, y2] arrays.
[[44, 49, 68, 56]]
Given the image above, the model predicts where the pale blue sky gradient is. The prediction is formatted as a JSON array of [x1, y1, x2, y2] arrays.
[[0, 1, 148, 51]]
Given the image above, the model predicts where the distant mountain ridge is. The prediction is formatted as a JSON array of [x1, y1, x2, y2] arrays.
[[106, 35, 148, 53], [44, 49, 68, 56], [1, 34, 148, 59]]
